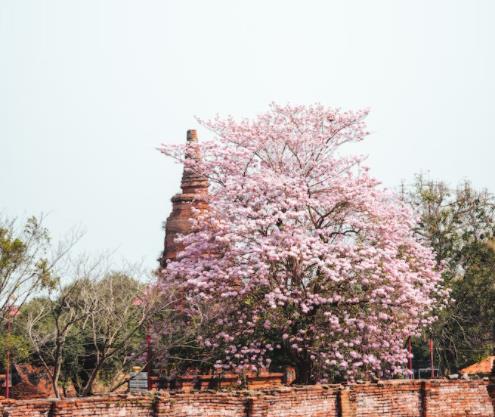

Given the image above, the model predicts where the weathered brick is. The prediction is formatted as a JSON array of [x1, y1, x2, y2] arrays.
[[1, 380, 495, 417]]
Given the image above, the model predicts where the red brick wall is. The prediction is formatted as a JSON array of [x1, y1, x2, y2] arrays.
[[1, 380, 494, 417], [248, 385, 339, 417], [155, 391, 247, 417], [425, 380, 494, 417], [352, 380, 423, 417]]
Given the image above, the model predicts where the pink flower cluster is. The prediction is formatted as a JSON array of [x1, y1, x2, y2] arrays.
[[159, 103, 444, 382]]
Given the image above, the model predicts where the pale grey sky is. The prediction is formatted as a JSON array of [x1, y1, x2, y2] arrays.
[[1, 0, 494, 271]]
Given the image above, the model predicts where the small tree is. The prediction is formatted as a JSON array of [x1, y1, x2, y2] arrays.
[[72, 272, 157, 396], [24, 278, 97, 398], [159, 104, 444, 383], [0, 215, 60, 325], [21, 259, 168, 397]]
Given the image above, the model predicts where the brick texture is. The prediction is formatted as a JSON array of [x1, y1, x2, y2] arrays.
[[1, 380, 495, 417], [160, 129, 209, 267]]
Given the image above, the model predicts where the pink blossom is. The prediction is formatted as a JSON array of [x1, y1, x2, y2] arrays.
[[158, 103, 444, 382]]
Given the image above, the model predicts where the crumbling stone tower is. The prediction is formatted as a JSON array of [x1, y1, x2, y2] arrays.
[[160, 129, 209, 267]]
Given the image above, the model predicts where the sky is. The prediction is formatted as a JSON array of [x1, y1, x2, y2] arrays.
[[1, 0, 494, 272]]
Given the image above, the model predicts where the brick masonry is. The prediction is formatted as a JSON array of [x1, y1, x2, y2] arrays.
[[160, 129, 209, 267], [1, 380, 495, 417]]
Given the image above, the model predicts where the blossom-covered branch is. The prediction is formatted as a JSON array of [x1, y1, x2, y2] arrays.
[[158, 103, 444, 383]]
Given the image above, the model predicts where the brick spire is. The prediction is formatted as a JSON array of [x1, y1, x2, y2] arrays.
[[160, 130, 209, 267]]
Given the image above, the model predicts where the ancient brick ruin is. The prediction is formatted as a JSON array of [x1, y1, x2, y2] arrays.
[[160, 129, 209, 267], [2, 380, 495, 417]]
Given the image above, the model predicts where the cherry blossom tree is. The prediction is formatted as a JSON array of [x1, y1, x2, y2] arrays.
[[159, 103, 444, 383]]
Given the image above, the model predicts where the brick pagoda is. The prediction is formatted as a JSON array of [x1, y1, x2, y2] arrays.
[[160, 129, 209, 267]]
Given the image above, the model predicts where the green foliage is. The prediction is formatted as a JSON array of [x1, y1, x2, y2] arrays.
[[1, 214, 153, 396], [18, 271, 152, 396], [0, 215, 58, 324], [0, 333, 30, 367], [403, 175, 495, 373], [64, 273, 147, 393]]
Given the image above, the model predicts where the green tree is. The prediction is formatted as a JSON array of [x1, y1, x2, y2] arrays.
[[66, 272, 155, 396], [402, 175, 495, 373], [24, 279, 97, 398], [0, 333, 30, 367], [0, 215, 58, 325], [21, 266, 160, 397]]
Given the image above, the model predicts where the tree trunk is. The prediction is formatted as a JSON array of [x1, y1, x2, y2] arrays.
[[294, 354, 314, 385], [51, 336, 65, 398], [81, 352, 109, 396], [81, 364, 101, 396], [51, 370, 60, 398]]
